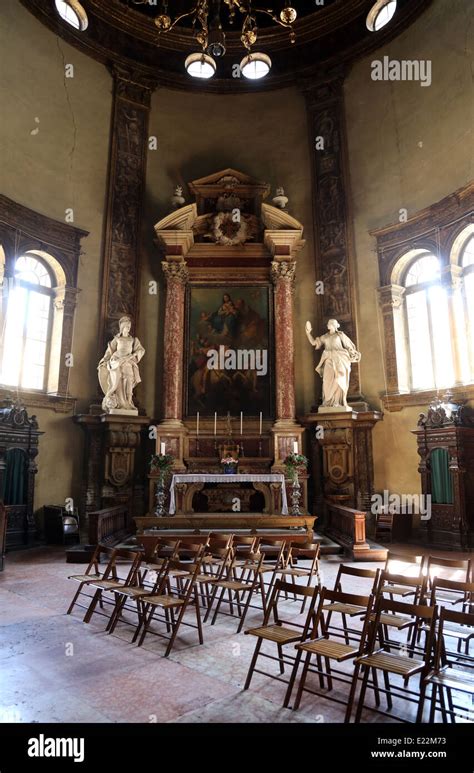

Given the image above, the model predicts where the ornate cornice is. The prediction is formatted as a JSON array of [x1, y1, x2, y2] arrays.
[[0, 195, 88, 257], [20, 0, 432, 94], [373, 182, 474, 287]]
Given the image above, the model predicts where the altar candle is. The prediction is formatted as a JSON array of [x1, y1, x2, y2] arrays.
[[214, 412, 217, 436], [240, 411, 243, 436], [293, 441, 298, 454], [160, 441, 166, 455], [259, 412, 262, 436], [196, 412, 200, 436]]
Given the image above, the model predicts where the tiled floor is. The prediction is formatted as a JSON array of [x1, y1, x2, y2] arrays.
[[1, 545, 472, 724]]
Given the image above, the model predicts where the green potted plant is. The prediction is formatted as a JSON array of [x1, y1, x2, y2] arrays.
[[150, 452, 174, 484], [283, 452, 308, 481]]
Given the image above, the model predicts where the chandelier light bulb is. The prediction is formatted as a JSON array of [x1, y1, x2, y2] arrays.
[[240, 52, 272, 80], [185, 52, 217, 79]]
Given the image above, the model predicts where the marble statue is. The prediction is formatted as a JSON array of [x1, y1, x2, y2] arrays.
[[305, 318, 361, 411], [272, 186, 289, 210], [171, 185, 185, 209], [98, 315, 145, 415]]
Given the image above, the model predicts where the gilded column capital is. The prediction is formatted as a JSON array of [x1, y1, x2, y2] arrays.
[[271, 260, 296, 285], [162, 261, 189, 286]]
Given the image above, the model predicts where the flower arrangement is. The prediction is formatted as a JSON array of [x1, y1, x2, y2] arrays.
[[221, 456, 238, 474], [150, 453, 174, 482], [283, 452, 308, 481], [221, 456, 238, 465]]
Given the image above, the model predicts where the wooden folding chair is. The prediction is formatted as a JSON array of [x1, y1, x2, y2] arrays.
[[145, 538, 181, 575], [255, 538, 290, 595], [375, 569, 429, 652], [322, 564, 380, 646], [231, 535, 260, 567], [284, 588, 375, 722], [419, 606, 474, 723], [243, 580, 320, 692], [81, 548, 143, 627], [423, 555, 472, 606], [195, 540, 235, 609], [67, 544, 109, 616], [381, 551, 425, 598], [351, 597, 437, 723], [200, 535, 235, 578], [272, 542, 321, 613], [424, 577, 474, 655], [66, 545, 140, 622], [204, 549, 267, 633], [106, 546, 175, 637], [135, 546, 205, 657]]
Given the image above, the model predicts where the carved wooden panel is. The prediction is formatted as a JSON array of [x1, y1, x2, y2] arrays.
[[99, 66, 156, 351], [302, 73, 360, 399]]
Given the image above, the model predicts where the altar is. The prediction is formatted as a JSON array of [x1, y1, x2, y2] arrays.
[[145, 169, 310, 536], [169, 473, 288, 515]]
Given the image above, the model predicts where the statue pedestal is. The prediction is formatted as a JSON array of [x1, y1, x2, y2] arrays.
[[74, 413, 150, 540], [318, 405, 352, 413], [301, 410, 382, 518]]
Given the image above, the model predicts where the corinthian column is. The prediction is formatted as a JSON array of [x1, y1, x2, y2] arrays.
[[162, 261, 189, 422], [271, 260, 297, 422]]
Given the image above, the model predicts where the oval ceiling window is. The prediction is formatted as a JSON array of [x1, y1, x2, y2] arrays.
[[366, 0, 397, 32], [54, 0, 89, 31]]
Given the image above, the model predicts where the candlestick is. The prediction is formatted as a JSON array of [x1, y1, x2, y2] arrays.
[[214, 412, 217, 436], [196, 412, 199, 436], [293, 441, 298, 454], [240, 411, 243, 436], [259, 412, 262, 436], [160, 441, 166, 455]]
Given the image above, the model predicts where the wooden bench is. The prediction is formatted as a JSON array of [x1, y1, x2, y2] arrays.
[[324, 501, 387, 562], [88, 505, 131, 546]]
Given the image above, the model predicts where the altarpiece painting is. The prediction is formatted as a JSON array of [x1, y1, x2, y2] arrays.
[[185, 285, 273, 418]]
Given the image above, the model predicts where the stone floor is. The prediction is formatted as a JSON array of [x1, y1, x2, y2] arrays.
[[0, 544, 472, 725]]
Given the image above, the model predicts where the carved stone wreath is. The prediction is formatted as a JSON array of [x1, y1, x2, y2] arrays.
[[210, 211, 249, 246]]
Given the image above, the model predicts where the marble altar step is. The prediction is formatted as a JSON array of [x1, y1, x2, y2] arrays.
[[314, 532, 344, 556]]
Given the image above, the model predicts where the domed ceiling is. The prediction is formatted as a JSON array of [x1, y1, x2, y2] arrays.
[[23, 0, 432, 91]]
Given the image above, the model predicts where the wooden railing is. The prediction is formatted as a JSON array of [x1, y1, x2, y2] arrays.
[[88, 505, 130, 546], [324, 500, 385, 561]]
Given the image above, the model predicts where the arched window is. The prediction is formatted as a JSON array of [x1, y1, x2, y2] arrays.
[[403, 252, 454, 390], [460, 234, 474, 381], [1, 254, 54, 390], [375, 185, 473, 409]]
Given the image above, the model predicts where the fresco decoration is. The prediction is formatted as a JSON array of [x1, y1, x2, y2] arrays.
[[185, 285, 273, 418]]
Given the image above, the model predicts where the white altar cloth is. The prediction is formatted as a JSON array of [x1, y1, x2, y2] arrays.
[[169, 473, 288, 515]]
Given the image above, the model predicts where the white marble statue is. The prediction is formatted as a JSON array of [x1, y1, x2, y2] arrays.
[[305, 318, 361, 411], [98, 315, 145, 415], [272, 186, 289, 210]]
